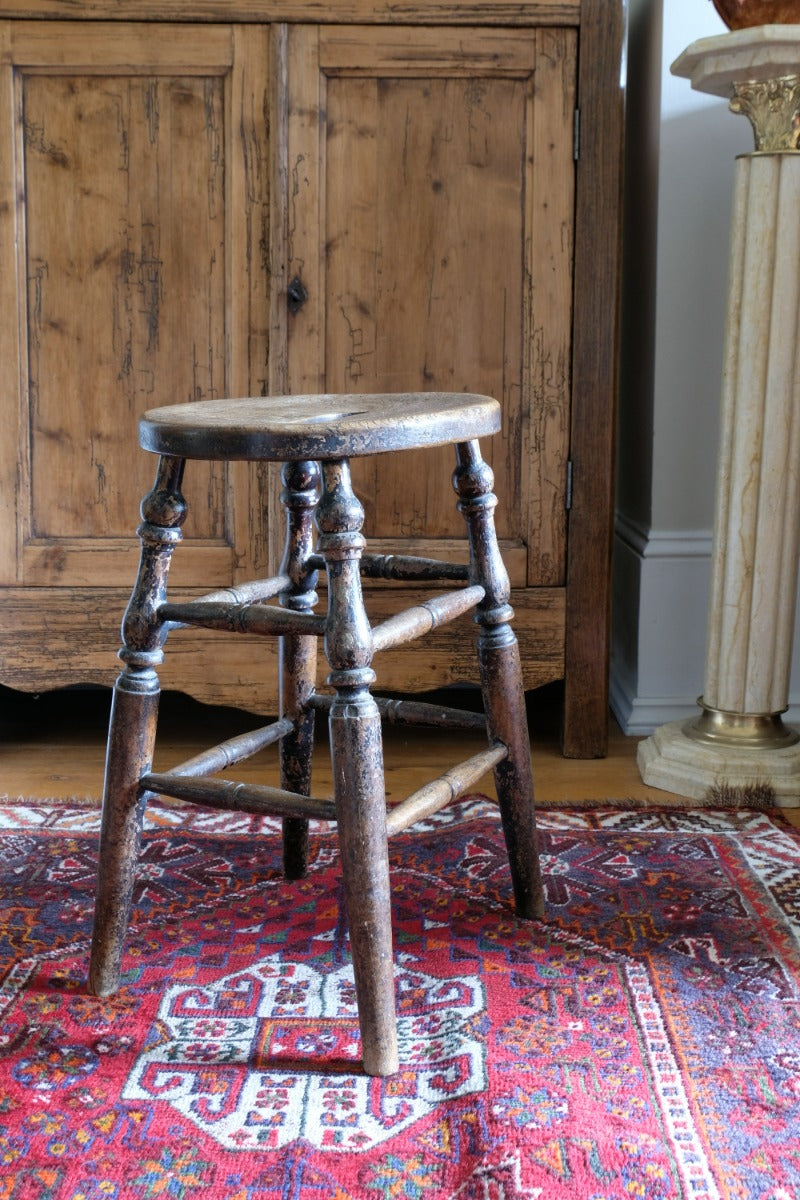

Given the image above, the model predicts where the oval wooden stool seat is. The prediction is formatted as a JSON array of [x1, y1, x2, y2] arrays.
[[88, 390, 543, 1079], [140, 392, 501, 460]]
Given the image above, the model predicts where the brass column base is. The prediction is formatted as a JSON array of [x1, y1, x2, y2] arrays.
[[638, 712, 800, 807], [686, 701, 800, 750]]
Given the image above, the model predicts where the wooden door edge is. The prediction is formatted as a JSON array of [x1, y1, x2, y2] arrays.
[[562, 0, 624, 759]]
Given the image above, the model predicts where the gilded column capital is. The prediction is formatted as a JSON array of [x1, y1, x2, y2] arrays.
[[730, 74, 800, 151], [672, 27, 800, 151]]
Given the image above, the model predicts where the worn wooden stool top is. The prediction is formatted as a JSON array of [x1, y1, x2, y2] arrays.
[[139, 392, 501, 461]]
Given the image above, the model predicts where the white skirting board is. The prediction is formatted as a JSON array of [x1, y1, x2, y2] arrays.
[[610, 517, 800, 736]]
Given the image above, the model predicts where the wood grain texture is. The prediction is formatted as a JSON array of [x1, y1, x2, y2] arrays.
[[0, 4, 619, 762], [9, 19, 235, 598], [164, 716, 294, 776], [88, 456, 187, 995], [562, 0, 624, 757], [3, 22, 274, 594], [157, 600, 328, 636], [87, 670, 159, 995], [310, 692, 488, 731], [318, 25, 536, 72], [4, 22, 234, 69], [306, 451, 400, 1075], [454, 439, 543, 918], [0, 2, 580, 25], [337, 536, 527, 589], [284, 24, 574, 572], [228, 24, 272, 580], [0, 27, 21, 586], [370, 585, 485, 654], [0, 585, 566, 703], [526, 28, 576, 587], [139, 771, 337, 820], [0, 685, 714, 813], [277, 460, 320, 877], [385, 741, 507, 834], [18, 693, 799, 818], [139, 392, 501, 459]]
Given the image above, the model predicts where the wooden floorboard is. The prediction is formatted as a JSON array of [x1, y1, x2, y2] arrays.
[[2, 683, 798, 826]]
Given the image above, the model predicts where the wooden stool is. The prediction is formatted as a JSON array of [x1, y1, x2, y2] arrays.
[[88, 392, 544, 1076]]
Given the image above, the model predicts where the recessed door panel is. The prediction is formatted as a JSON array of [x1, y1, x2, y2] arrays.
[[284, 24, 576, 586], [1, 23, 270, 588]]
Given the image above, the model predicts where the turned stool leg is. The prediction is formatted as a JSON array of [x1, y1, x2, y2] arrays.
[[317, 459, 398, 1077], [454, 440, 544, 921], [88, 455, 187, 996], [278, 460, 320, 879]]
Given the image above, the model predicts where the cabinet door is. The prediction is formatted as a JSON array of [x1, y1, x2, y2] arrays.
[[0, 22, 270, 593], [281, 25, 576, 590]]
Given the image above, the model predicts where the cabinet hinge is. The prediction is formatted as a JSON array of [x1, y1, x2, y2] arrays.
[[573, 108, 580, 162], [565, 459, 573, 511]]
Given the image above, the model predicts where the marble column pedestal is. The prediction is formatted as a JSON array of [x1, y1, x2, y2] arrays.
[[638, 27, 800, 806]]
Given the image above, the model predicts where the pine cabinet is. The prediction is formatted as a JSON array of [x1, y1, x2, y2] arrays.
[[0, 1, 623, 756]]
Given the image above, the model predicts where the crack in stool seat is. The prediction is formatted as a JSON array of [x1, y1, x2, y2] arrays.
[[88, 391, 544, 1077]]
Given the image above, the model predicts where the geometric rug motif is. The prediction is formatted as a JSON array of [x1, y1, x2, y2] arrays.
[[2, 797, 800, 1198], [124, 958, 487, 1151]]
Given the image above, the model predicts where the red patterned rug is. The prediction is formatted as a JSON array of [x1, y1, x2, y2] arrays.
[[2, 797, 800, 1199]]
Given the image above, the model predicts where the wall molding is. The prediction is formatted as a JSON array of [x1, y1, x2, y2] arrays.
[[611, 517, 712, 736], [609, 670, 703, 737], [614, 512, 713, 560], [612, 662, 800, 736]]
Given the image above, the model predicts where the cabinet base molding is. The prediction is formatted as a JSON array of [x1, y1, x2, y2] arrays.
[[0, 587, 566, 712]]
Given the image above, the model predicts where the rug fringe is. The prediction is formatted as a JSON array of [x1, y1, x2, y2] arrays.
[[0, 790, 784, 813]]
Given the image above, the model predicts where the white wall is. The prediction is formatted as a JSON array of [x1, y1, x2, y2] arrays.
[[611, 0, 800, 734], [651, 1, 748, 530]]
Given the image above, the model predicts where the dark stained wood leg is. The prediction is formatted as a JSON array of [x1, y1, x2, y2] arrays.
[[329, 701, 396, 1074], [89, 672, 159, 996], [278, 460, 320, 879], [88, 456, 187, 996], [317, 458, 398, 1077], [454, 440, 545, 921]]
